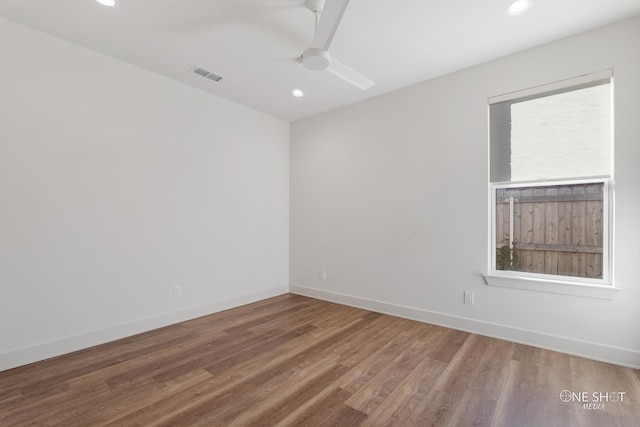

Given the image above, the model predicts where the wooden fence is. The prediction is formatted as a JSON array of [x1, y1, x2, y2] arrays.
[[496, 182, 603, 279]]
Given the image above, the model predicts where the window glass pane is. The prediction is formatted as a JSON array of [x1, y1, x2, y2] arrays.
[[490, 82, 611, 182], [495, 182, 604, 279]]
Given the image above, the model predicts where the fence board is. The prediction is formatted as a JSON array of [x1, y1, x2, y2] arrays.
[[544, 187, 559, 275], [496, 193, 602, 203], [513, 194, 521, 268], [496, 200, 507, 245], [571, 186, 587, 277], [495, 183, 603, 278], [532, 188, 546, 273], [514, 243, 601, 253], [557, 187, 574, 276], [585, 185, 603, 278], [519, 188, 534, 271]]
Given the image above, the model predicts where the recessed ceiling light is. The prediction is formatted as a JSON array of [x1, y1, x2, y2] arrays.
[[292, 89, 304, 98], [506, 0, 531, 16], [96, 0, 118, 7]]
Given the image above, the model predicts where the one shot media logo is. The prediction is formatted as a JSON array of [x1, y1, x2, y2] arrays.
[[560, 390, 627, 410]]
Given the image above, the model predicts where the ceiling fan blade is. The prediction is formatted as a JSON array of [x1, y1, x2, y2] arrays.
[[311, 0, 350, 51], [326, 58, 375, 90], [241, 57, 300, 67]]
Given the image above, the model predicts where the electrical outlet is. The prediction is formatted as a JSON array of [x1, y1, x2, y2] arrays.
[[464, 291, 474, 305], [173, 286, 183, 299], [319, 270, 327, 281]]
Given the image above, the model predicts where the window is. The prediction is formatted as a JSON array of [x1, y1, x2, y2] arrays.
[[484, 70, 619, 298]]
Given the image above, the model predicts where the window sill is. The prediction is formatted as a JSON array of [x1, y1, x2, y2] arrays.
[[483, 273, 621, 300]]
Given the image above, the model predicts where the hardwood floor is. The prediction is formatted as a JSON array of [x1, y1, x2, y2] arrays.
[[1, 294, 639, 426]]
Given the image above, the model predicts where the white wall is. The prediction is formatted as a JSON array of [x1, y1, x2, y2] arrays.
[[0, 17, 289, 371], [291, 16, 640, 368]]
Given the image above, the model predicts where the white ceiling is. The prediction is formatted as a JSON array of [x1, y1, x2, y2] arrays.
[[1, 0, 639, 121]]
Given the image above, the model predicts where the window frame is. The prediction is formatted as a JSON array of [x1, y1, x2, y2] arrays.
[[483, 70, 620, 299]]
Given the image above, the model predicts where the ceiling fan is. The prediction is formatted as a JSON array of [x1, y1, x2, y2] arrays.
[[261, 0, 375, 90]]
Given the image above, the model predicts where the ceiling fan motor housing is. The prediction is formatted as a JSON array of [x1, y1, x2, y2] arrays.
[[306, 0, 325, 13], [302, 48, 331, 71]]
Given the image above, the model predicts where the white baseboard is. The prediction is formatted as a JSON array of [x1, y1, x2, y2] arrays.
[[290, 284, 640, 370], [0, 286, 288, 372]]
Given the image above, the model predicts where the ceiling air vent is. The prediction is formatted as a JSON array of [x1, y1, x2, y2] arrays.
[[190, 66, 223, 82]]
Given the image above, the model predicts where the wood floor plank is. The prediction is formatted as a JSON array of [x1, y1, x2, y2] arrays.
[[0, 323, 191, 393], [92, 369, 214, 427], [1, 294, 638, 427], [443, 337, 516, 427], [148, 318, 385, 425], [92, 332, 230, 388], [202, 324, 317, 377], [359, 355, 449, 426], [338, 330, 424, 394], [99, 310, 378, 425], [344, 336, 434, 415], [229, 359, 349, 426], [19, 333, 199, 397], [279, 387, 368, 427]]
